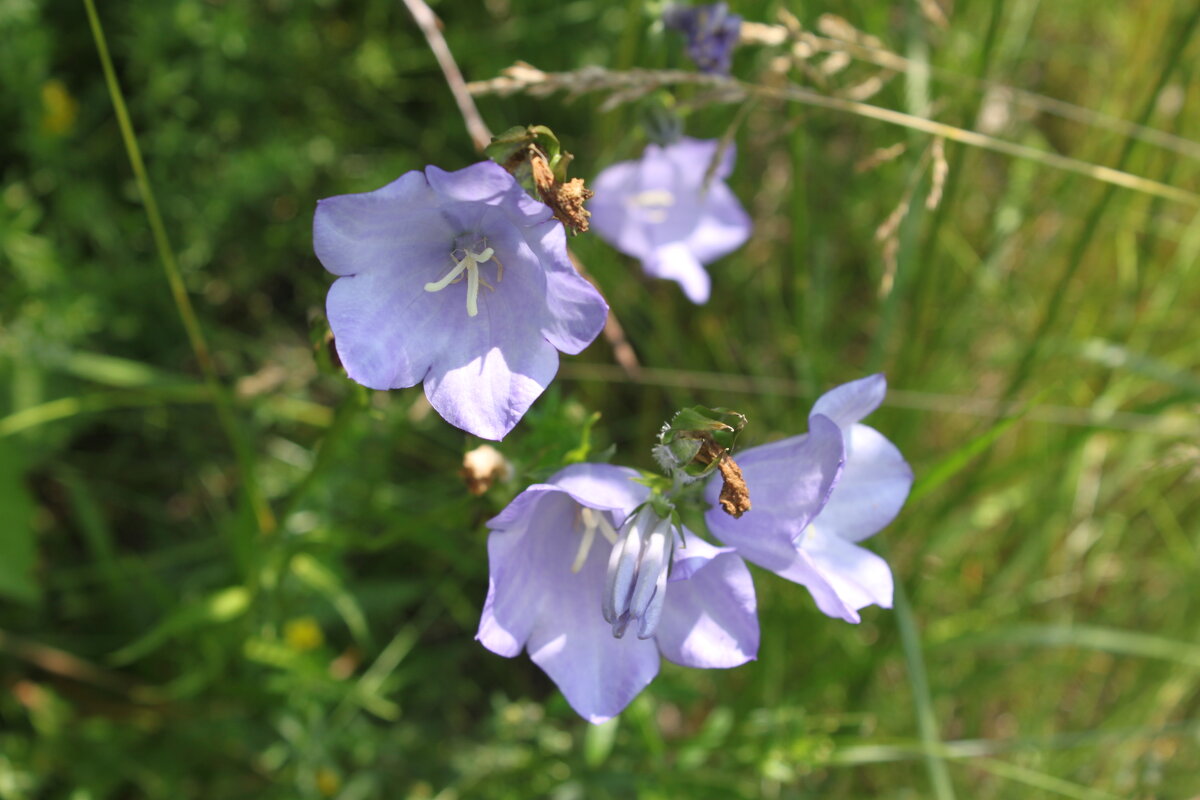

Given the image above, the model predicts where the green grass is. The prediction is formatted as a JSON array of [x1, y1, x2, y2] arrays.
[[2, 0, 1200, 797]]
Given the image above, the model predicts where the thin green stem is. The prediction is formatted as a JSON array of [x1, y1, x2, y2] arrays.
[[83, 0, 276, 535], [894, 579, 957, 800]]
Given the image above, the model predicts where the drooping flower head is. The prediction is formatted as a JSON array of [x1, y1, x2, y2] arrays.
[[704, 375, 913, 623], [589, 137, 751, 304], [663, 3, 742, 75], [314, 162, 609, 440], [478, 463, 759, 723]]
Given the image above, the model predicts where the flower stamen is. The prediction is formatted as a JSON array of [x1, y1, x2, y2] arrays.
[[424, 245, 497, 317], [628, 190, 676, 224], [573, 508, 620, 573]]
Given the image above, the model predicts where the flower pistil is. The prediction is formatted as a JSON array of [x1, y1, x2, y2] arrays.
[[602, 507, 675, 640], [424, 242, 505, 318]]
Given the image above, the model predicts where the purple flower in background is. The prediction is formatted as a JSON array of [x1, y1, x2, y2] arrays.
[[314, 162, 608, 441], [478, 463, 759, 723], [705, 375, 913, 623], [589, 137, 751, 304], [663, 3, 742, 74]]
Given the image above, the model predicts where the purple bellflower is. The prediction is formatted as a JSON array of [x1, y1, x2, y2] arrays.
[[477, 463, 759, 723], [589, 137, 751, 305], [314, 162, 609, 441], [663, 3, 742, 74], [704, 375, 913, 623]]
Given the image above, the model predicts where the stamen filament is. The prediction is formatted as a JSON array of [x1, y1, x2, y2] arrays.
[[423, 245, 499, 317], [466, 258, 480, 317], [423, 259, 468, 292]]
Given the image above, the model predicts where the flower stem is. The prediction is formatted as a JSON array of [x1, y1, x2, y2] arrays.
[[83, 0, 276, 537]]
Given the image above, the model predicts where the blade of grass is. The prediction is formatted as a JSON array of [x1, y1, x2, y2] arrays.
[[908, 407, 1026, 505], [894, 579, 957, 800], [470, 68, 1200, 205], [940, 623, 1200, 668], [83, 0, 276, 536], [833, 719, 1200, 764], [1001, 4, 1200, 402], [0, 387, 332, 438], [965, 757, 1120, 800], [809, 23, 1200, 162], [906, 0, 1005, 377], [0, 387, 208, 438]]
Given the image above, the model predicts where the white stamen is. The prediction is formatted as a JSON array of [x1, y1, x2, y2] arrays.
[[628, 190, 675, 225], [573, 508, 606, 574], [424, 245, 498, 317], [466, 257, 480, 317], [423, 259, 468, 292], [595, 512, 619, 545], [629, 190, 676, 208]]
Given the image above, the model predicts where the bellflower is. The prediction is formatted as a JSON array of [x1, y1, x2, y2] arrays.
[[478, 463, 759, 723], [705, 375, 913, 623], [589, 137, 751, 304], [663, 3, 742, 74], [314, 162, 609, 441]]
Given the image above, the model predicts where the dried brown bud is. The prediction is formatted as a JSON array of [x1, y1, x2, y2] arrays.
[[696, 440, 751, 517], [460, 444, 513, 495], [531, 153, 594, 235]]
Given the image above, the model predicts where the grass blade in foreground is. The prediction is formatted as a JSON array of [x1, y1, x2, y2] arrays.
[[82, 0, 276, 536], [894, 579, 957, 800]]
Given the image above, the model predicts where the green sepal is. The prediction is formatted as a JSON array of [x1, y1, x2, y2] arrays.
[[655, 406, 748, 479], [485, 124, 573, 186]]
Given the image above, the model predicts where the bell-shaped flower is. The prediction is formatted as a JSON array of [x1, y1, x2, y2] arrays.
[[589, 137, 751, 304], [314, 162, 609, 441], [704, 375, 913, 623], [478, 463, 759, 723], [663, 2, 743, 74]]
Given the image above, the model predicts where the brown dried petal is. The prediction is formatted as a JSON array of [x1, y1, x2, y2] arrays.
[[531, 153, 593, 235], [696, 439, 751, 518]]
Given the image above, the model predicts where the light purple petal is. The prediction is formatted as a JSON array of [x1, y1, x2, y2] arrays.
[[662, 137, 735, 181], [589, 137, 749, 300], [768, 548, 863, 623], [643, 243, 711, 304], [317, 160, 607, 440], [477, 487, 577, 657], [800, 527, 894, 612], [810, 374, 888, 429], [588, 161, 650, 258], [524, 503, 661, 723], [313, 171, 450, 278], [421, 210, 568, 440], [811, 424, 912, 543], [477, 483, 661, 723], [655, 529, 758, 668], [423, 330, 558, 441], [523, 219, 609, 355], [705, 414, 845, 560], [547, 463, 649, 520], [424, 161, 524, 205], [325, 258, 459, 390], [684, 182, 752, 264], [528, 586, 661, 724], [669, 527, 735, 582]]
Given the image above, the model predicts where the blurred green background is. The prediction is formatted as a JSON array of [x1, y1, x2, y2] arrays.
[[3, 0, 1200, 797]]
